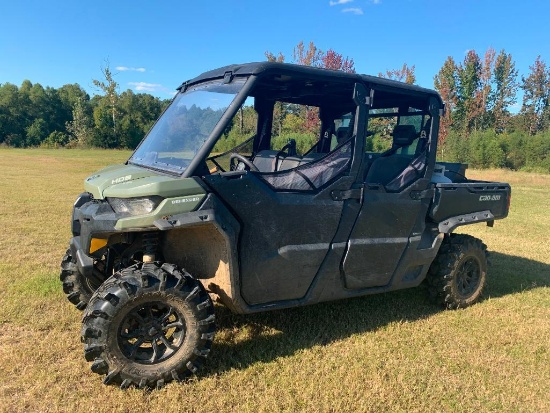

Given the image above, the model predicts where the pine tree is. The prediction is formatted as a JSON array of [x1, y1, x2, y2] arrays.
[[490, 50, 518, 133], [434, 56, 458, 147], [520, 55, 550, 135]]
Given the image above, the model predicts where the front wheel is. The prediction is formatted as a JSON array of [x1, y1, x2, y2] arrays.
[[60, 243, 145, 310], [426, 234, 488, 309], [81, 262, 216, 389], [60, 249, 102, 310]]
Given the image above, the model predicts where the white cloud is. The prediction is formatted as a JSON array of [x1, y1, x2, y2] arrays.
[[116, 66, 146, 72], [329, 0, 353, 6], [128, 82, 162, 92], [371, 0, 381, 4], [342, 7, 363, 15]]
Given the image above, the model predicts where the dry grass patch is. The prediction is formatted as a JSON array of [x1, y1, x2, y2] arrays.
[[0, 151, 548, 413]]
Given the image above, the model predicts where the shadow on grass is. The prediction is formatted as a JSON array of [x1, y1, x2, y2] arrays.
[[201, 251, 549, 378], [487, 252, 550, 298]]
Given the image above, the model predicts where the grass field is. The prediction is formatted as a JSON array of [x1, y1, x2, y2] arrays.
[[0, 148, 548, 413]]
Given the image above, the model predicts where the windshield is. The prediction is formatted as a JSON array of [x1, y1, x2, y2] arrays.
[[129, 78, 246, 174]]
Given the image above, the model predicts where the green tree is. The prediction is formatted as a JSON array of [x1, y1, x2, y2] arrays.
[[91, 99, 118, 148], [474, 48, 496, 131], [92, 61, 120, 146], [118, 90, 163, 149], [42, 131, 70, 148], [25, 118, 48, 146], [66, 97, 93, 147], [469, 130, 506, 168], [490, 50, 518, 133], [0, 83, 25, 144], [434, 56, 458, 148], [373, 64, 417, 148], [520, 55, 550, 135], [456, 50, 482, 134], [266, 41, 356, 139], [58, 83, 91, 129], [282, 113, 306, 135]]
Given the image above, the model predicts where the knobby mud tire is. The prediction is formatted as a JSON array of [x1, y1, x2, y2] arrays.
[[60, 249, 99, 311], [81, 262, 216, 389], [426, 234, 489, 309]]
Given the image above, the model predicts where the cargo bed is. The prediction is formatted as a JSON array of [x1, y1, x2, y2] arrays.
[[429, 180, 511, 232]]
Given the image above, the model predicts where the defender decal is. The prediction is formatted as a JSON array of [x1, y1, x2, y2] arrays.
[[171, 197, 201, 204]]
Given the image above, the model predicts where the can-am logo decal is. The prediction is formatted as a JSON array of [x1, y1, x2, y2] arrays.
[[111, 175, 132, 185], [479, 195, 501, 201]]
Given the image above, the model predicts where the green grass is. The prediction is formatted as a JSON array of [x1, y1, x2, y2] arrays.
[[0, 149, 548, 413]]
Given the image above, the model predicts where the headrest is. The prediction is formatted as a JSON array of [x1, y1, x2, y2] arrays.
[[336, 127, 350, 142], [392, 124, 417, 146]]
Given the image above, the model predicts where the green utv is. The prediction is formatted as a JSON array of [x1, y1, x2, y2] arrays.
[[61, 62, 511, 388]]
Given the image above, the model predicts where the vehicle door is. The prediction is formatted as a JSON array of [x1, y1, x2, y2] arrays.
[[342, 103, 438, 290], [203, 88, 367, 306]]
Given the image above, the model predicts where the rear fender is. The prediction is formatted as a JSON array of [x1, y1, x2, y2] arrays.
[[437, 210, 495, 233]]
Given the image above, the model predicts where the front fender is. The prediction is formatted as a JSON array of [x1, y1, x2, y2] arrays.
[[154, 194, 249, 314]]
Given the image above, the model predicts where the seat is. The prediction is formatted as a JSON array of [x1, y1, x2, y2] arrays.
[[336, 126, 350, 144], [382, 124, 418, 156], [253, 150, 279, 172], [278, 156, 302, 171], [365, 124, 418, 188]]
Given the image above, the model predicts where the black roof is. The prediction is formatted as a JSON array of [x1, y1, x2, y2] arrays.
[[186, 62, 441, 101]]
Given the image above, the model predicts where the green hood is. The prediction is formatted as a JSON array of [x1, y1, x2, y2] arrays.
[[83, 164, 206, 199]]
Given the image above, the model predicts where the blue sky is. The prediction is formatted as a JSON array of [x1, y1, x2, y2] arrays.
[[1, 0, 549, 101]]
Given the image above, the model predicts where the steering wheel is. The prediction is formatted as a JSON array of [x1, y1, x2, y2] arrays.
[[229, 153, 259, 172]]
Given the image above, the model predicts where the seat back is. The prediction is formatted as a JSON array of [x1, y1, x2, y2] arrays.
[[364, 124, 419, 188], [253, 150, 279, 172], [365, 154, 414, 186], [336, 126, 351, 144], [392, 124, 417, 147]]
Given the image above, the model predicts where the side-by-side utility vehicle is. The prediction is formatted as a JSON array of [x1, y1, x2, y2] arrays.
[[60, 62, 511, 389]]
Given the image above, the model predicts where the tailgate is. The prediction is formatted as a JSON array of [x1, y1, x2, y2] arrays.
[[429, 181, 511, 223]]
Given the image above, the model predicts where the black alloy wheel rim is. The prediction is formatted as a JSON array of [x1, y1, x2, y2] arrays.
[[456, 257, 481, 297], [118, 302, 186, 364]]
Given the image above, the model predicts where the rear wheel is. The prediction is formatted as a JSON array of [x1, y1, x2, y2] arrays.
[[81, 262, 215, 389], [426, 234, 488, 309]]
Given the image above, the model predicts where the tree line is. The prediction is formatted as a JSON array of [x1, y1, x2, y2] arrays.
[[434, 49, 550, 171], [0, 64, 168, 149], [1, 43, 549, 172], [265, 42, 550, 172]]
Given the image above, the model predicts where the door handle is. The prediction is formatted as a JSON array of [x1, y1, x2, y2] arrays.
[[331, 187, 364, 201]]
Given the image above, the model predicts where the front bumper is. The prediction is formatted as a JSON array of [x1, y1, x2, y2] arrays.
[[70, 193, 120, 273], [72, 195, 119, 249], [69, 236, 94, 278]]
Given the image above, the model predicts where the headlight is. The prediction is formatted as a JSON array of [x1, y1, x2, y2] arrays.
[[107, 196, 163, 216]]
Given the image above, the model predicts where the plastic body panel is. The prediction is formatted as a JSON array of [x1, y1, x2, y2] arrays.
[[342, 178, 433, 289], [429, 181, 511, 223], [202, 171, 350, 306]]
